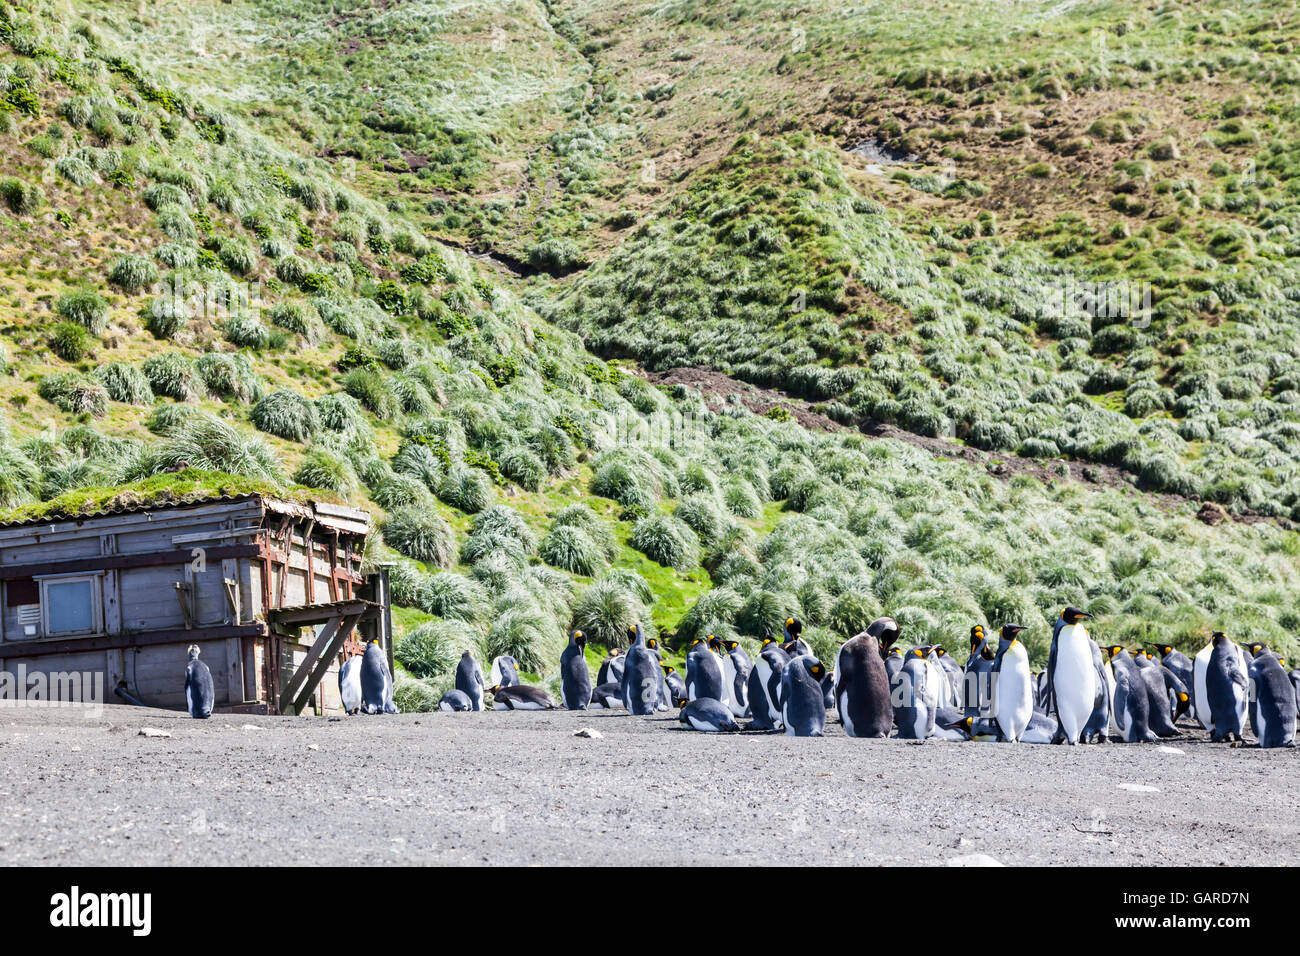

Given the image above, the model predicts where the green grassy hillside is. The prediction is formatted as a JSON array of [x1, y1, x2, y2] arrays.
[[0, 0, 1296, 706]]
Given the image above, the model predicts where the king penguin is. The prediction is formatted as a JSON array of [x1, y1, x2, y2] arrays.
[[721, 638, 751, 717], [489, 654, 521, 688], [781, 656, 828, 737], [1046, 607, 1097, 745], [560, 630, 592, 710], [1249, 651, 1297, 748], [1204, 631, 1249, 743], [455, 649, 486, 711], [894, 646, 937, 740], [1131, 649, 1183, 737], [678, 697, 740, 733], [184, 644, 214, 719], [748, 634, 788, 730], [491, 683, 558, 710], [1101, 646, 1156, 743], [931, 646, 963, 709], [360, 639, 396, 715], [338, 654, 362, 715], [622, 624, 661, 716], [597, 650, 625, 687], [963, 625, 995, 718], [991, 625, 1033, 743], [685, 635, 729, 707], [834, 618, 897, 738], [661, 663, 688, 706], [438, 689, 473, 711]]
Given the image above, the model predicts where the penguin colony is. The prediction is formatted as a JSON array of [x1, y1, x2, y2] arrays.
[[181, 611, 1298, 749]]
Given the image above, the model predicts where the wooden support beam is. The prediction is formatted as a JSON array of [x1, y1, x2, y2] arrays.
[[0, 623, 264, 660], [280, 612, 361, 717], [0, 543, 260, 581]]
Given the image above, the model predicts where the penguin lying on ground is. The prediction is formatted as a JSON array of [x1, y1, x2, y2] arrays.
[[338, 654, 362, 715], [360, 639, 398, 714], [490, 683, 558, 710], [438, 689, 473, 711], [678, 698, 740, 733], [184, 644, 214, 719], [591, 681, 624, 708], [456, 649, 486, 711]]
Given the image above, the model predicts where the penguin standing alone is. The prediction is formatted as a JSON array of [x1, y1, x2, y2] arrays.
[[991, 625, 1033, 743], [184, 644, 214, 719], [560, 630, 592, 710], [781, 656, 828, 737], [834, 617, 897, 738], [338, 654, 362, 715], [1046, 607, 1097, 745], [360, 639, 397, 715], [455, 649, 486, 712]]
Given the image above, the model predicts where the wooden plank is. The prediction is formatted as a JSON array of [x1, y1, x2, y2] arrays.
[[225, 636, 245, 705], [278, 617, 340, 712], [0, 543, 260, 581], [284, 613, 361, 716], [0, 623, 264, 659], [0, 499, 264, 547], [269, 599, 375, 627]]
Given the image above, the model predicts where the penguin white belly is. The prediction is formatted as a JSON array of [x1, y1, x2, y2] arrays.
[[1232, 646, 1249, 727], [756, 659, 781, 724], [995, 647, 1033, 742], [185, 684, 194, 717], [1104, 661, 1119, 735], [839, 692, 854, 737], [708, 656, 730, 708], [1052, 626, 1096, 743], [1193, 644, 1213, 730], [687, 714, 722, 732], [510, 701, 547, 710]]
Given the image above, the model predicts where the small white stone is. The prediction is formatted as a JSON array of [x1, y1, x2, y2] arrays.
[[1157, 746, 1184, 755], [1116, 783, 1160, 792], [947, 853, 1004, 867], [137, 727, 171, 738], [573, 727, 603, 739]]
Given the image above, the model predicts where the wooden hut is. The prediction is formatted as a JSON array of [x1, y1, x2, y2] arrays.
[[0, 492, 390, 715]]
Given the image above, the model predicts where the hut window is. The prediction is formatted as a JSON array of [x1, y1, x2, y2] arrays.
[[39, 575, 102, 636]]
